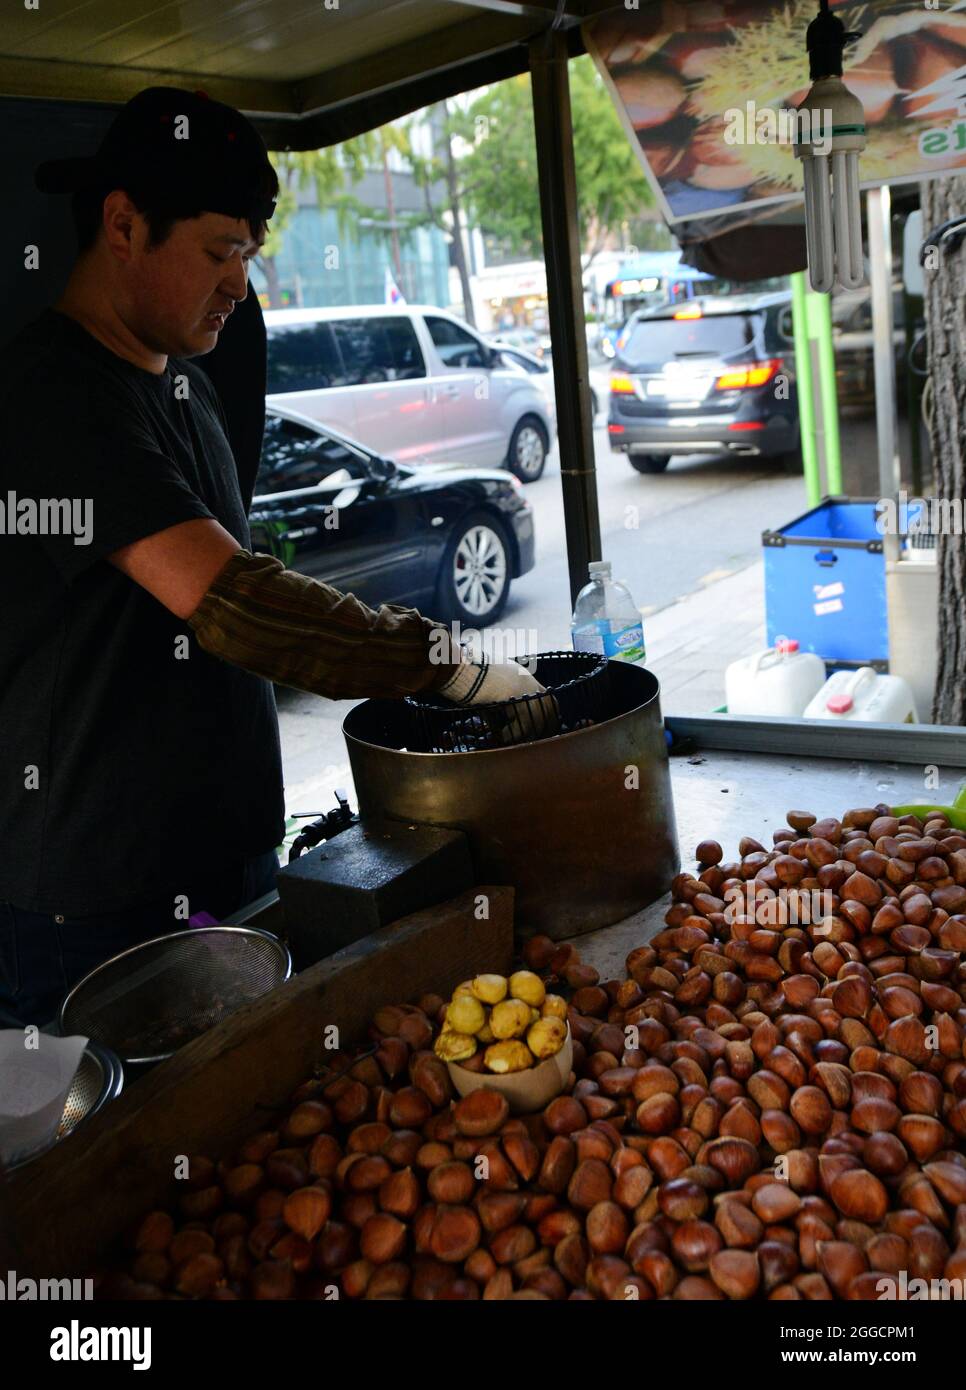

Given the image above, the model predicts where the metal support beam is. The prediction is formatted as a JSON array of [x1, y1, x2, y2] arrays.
[[529, 27, 602, 612], [867, 185, 901, 564], [667, 713, 966, 767]]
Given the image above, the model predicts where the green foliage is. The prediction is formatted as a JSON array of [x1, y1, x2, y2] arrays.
[[457, 77, 543, 256], [260, 127, 411, 262], [568, 56, 656, 253], [445, 58, 656, 258], [258, 64, 659, 281]]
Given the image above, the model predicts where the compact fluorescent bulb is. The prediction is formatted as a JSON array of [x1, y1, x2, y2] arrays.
[[795, 76, 866, 291], [793, 2, 866, 293]]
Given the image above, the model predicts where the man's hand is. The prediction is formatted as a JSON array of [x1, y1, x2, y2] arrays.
[[437, 655, 561, 743]]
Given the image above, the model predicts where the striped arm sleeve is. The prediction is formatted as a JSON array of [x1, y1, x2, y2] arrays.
[[187, 549, 465, 701]]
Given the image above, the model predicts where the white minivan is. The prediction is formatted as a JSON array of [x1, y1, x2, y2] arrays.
[[264, 304, 556, 482]]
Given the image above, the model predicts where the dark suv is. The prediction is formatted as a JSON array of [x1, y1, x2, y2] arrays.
[[607, 292, 798, 474]]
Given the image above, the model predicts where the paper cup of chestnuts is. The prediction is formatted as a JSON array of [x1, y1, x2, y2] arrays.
[[435, 971, 573, 1114]]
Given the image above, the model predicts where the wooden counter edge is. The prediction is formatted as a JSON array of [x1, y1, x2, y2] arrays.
[[3, 883, 514, 1277]]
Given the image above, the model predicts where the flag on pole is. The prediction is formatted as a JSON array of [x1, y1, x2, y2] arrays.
[[385, 265, 406, 305]]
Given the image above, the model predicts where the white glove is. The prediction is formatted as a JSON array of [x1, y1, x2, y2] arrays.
[[436, 654, 560, 743]]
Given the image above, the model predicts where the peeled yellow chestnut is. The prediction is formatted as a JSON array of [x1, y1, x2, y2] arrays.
[[484, 1040, 533, 1073], [541, 994, 569, 1021], [433, 1030, 477, 1062], [508, 970, 546, 1007], [527, 1015, 567, 1059], [490, 998, 532, 1040], [446, 993, 486, 1036], [471, 974, 507, 1005]]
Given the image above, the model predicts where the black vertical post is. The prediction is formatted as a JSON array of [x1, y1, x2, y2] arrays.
[[529, 28, 602, 611]]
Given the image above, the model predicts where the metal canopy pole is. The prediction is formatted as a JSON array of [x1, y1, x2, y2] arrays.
[[529, 27, 602, 610], [867, 185, 901, 564]]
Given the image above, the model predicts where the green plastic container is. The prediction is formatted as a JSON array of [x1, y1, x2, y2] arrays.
[[892, 784, 966, 831]]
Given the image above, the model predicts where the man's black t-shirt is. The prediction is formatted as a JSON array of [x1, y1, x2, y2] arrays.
[[0, 308, 286, 914]]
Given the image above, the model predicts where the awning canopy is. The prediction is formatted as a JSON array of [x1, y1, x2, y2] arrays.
[[0, 0, 618, 145], [0, 0, 823, 278]]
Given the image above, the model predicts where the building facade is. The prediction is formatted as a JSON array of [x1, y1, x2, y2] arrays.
[[251, 159, 451, 310]]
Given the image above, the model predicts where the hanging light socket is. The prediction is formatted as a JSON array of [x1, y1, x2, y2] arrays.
[[793, 4, 866, 292]]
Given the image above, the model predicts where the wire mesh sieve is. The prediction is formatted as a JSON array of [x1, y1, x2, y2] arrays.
[[58, 1045, 114, 1135], [6, 1041, 124, 1170], [59, 927, 291, 1066], [403, 650, 611, 752]]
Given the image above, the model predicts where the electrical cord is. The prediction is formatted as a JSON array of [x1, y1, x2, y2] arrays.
[[912, 216, 965, 435], [908, 326, 930, 378], [919, 214, 966, 266]]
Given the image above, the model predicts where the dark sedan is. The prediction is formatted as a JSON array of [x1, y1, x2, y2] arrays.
[[607, 294, 799, 474], [251, 405, 536, 626]]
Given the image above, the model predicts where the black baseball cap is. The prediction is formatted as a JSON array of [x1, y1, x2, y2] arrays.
[[35, 86, 277, 226]]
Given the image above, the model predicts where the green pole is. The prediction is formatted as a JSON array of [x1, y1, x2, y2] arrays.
[[791, 271, 820, 507], [812, 289, 842, 494]]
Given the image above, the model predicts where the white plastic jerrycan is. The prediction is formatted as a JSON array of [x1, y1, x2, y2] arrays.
[[725, 639, 826, 717], [803, 667, 918, 723]]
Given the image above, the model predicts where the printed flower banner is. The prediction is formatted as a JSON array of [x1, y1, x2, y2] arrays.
[[584, 0, 966, 224]]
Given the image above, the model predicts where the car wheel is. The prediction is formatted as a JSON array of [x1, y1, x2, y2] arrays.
[[629, 454, 671, 474], [434, 510, 511, 627], [507, 416, 548, 482]]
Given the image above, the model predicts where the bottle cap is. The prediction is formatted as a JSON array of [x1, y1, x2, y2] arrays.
[[827, 694, 853, 714], [776, 638, 800, 654], [588, 561, 611, 577]]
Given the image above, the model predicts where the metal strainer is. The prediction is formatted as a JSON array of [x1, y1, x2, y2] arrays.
[[403, 650, 610, 752], [59, 927, 291, 1066], [6, 1041, 124, 1171]]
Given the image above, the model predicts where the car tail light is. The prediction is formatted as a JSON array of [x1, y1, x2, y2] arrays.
[[727, 421, 765, 431], [610, 374, 636, 393], [608, 423, 625, 434], [714, 358, 783, 390]]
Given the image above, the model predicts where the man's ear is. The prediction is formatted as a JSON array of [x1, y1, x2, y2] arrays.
[[100, 189, 140, 262]]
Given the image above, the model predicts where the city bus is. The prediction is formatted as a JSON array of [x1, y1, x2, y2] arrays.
[[598, 253, 723, 357]]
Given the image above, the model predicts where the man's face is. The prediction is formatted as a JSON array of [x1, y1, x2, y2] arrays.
[[123, 209, 262, 358]]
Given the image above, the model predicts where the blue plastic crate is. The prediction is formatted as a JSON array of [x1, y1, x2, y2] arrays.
[[763, 497, 888, 670]]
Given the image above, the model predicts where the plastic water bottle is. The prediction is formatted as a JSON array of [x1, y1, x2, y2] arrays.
[[570, 560, 646, 663]]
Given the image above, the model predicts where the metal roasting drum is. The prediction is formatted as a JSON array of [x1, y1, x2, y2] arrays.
[[343, 655, 680, 939]]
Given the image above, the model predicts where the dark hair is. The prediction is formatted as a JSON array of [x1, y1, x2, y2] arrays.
[[71, 167, 278, 254]]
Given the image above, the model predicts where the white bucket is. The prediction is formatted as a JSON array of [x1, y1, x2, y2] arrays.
[[803, 667, 918, 723], [725, 640, 827, 717]]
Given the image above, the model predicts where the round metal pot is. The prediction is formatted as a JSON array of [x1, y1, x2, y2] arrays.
[[343, 661, 679, 939]]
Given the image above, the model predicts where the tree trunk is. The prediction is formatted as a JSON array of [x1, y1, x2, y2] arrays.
[[382, 142, 404, 284], [443, 120, 476, 327], [921, 175, 966, 726], [258, 255, 284, 309]]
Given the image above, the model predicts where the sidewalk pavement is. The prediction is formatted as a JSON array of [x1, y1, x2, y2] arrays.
[[643, 560, 766, 715]]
